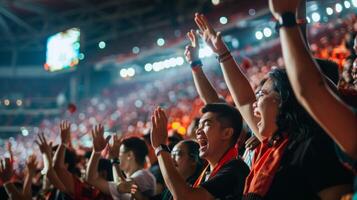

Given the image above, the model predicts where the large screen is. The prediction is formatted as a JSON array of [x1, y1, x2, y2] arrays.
[[44, 28, 80, 72]]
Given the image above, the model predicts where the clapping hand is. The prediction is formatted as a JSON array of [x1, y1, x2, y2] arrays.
[[150, 107, 168, 149]]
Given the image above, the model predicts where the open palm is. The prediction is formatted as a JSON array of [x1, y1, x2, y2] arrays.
[[60, 120, 71, 144], [91, 124, 110, 152], [194, 13, 227, 55]]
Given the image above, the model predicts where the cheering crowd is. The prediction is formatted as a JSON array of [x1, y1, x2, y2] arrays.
[[1, 0, 357, 199]]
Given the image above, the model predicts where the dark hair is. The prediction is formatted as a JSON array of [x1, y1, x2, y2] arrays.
[[315, 58, 339, 85], [201, 103, 243, 146], [268, 68, 323, 141], [192, 117, 200, 128], [122, 137, 148, 166], [181, 140, 201, 164]]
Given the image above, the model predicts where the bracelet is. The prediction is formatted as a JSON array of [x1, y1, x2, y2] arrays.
[[190, 60, 203, 68], [220, 54, 233, 63], [217, 51, 231, 63], [155, 144, 170, 156]]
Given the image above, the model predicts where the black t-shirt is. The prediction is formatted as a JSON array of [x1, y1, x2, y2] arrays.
[[161, 163, 204, 200], [263, 133, 354, 200], [200, 158, 250, 200]]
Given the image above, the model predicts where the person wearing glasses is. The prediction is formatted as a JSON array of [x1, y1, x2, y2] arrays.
[[161, 140, 204, 200]]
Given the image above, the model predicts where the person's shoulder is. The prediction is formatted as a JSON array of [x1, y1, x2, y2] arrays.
[[132, 169, 156, 184], [221, 158, 250, 175]]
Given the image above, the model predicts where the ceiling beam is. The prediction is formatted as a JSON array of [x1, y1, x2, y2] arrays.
[[0, 4, 38, 34]]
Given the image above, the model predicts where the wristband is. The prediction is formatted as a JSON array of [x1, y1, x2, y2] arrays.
[[190, 60, 203, 68], [275, 12, 297, 32], [220, 54, 232, 63], [155, 144, 170, 156], [217, 51, 231, 63]]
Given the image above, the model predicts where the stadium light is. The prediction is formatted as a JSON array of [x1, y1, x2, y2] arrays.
[[144, 63, 153, 72], [157, 38, 165, 46], [21, 127, 29, 136], [344, 1, 351, 8], [248, 9, 256, 16], [219, 16, 228, 25], [263, 27, 272, 37], [231, 38, 239, 48], [98, 41, 106, 49], [79, 53, 85, 60], [212, 0, 220, 5], [127, 67, 135, 77], [132, 46, 140, 54], [335, 3, 343, 13], [326, 7, 334, 15], [311, 12, 321, 22], [199, 46, 213, 58], [120, 69, 128, 78], [4, 99, 10, 106], [255, 31, 263, 40], [16, 99, 22, 106], [352, 0, 357, 7], [176, 57, 184, 66]]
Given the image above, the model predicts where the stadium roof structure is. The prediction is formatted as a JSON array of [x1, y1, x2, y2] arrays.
[[0, 0, 267, 70]]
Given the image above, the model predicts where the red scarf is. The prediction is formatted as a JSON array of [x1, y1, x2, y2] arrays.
[[243, 136, 289, 197], [193, 147, 238, 187]]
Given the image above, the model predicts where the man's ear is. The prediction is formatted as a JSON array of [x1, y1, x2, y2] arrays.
[[127, 151, 134, 160], [222, 127, 234, 142]]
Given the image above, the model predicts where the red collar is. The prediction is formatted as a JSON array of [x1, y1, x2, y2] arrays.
[[193, 147, 237, 187]]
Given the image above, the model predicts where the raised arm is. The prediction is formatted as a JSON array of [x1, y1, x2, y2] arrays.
[[85, 124, 111, 194], [194, 13, 260, 138], [151, 107, 214, 200], [0, 157, 24, 200], [269, 0, 357, 158], [36, 133, 68, 193], [108, 134, 126, 183], [23, 155, 37, 199], [184, 29, 220, 104], [52, 121, 75, 195]]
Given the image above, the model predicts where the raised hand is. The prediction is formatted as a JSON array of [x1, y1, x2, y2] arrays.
[[60, 120, 71, 145], [269, 0, 302, 19], [194, 13, 228, 55], [0, 157, 14, 183], [26, 155, 38, 175], [91, 124, 111, 153], [108, 134, 123, 159], [150, 107, 168, 149], [184, 29, 200, 64], [35, 132, 53, 170]]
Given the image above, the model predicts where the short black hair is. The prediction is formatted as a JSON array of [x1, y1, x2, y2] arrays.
[[122, 137, 148, 166], [201, 103, 242, 146], [181, 140, 201, 164]]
